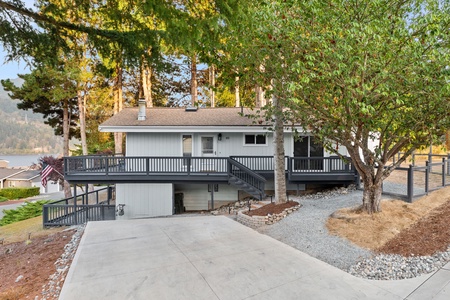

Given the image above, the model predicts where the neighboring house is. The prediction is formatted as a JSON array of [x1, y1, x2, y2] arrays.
[[4, 169, 61, 194], [0, 168, 26, 189], [4, 169, 41, 189], [64, 106, 357, 220], [0, 167, 61, 194]]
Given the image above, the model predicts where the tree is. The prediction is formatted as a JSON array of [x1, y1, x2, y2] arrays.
[[2, 63, 79, 197], [229, 0, 450, 211]]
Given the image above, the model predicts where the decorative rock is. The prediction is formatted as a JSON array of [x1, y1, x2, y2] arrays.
[[349, 247, 450, 280], [40, 225, 85, 299]]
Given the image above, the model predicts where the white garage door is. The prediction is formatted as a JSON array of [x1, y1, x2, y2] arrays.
[[116, 183, 173, 219]]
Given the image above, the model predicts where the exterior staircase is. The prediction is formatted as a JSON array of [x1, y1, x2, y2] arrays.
[[227, 158, 266, 200]]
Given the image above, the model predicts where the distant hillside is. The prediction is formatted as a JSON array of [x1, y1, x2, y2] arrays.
[[0, 79, 64, 154]]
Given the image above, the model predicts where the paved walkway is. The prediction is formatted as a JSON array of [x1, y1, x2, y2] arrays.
[[59, 216, 450, 300]]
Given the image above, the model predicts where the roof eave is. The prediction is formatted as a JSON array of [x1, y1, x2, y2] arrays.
[[99, 125, 303, 133]]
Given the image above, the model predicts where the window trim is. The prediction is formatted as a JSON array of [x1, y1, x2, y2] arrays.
[[243, 133, 268, 146]]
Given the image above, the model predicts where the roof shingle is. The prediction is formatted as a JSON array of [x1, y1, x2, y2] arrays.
[[100, 107, 269, 128]]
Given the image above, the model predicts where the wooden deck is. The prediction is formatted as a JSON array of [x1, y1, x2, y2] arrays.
[[64, 156, 357, 185]]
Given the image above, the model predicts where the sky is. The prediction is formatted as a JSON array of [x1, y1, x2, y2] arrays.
[[0, 50, 30, 80], [0, 0, 34, 80]]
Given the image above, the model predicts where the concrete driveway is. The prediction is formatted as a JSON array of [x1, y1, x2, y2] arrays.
[[59, 216, 449, 300]]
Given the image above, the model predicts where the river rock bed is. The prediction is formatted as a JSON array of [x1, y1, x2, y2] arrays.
[[40, 225, 85, 299], [349, 248, 450, 280]]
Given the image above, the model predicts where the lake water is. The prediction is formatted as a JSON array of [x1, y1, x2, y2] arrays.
[[0, 154, 60, 167]]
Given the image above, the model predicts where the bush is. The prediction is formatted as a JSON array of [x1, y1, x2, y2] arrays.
[[0, 187, 40, 200], [0, 196, 8, 202], [0, 200, 50, 226]]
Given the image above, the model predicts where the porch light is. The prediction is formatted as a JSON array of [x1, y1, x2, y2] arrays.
[[117, 204, 126, 216], [218, 133, 222, 141]]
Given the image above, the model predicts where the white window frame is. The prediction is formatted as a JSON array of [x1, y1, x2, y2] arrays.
[[243, 133, 268, 146]]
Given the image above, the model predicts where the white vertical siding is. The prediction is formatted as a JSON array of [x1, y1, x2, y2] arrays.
[[175, 184, 238, 211], [221, 132, 295, 157], [116, 183, 173, 219], [126, 133, 181, 156]]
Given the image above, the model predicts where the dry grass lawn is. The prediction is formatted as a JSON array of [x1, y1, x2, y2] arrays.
[[327, 186, 450, 250], [0, 216, 63, 245]]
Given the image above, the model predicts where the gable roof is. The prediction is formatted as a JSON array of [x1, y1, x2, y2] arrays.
[[0, 168, 25, 180], [7, 170, 41, 181], [99, 107, 275, 133]]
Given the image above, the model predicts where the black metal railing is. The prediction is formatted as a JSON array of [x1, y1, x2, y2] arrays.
[[43, 186, 115, 226], [227, 158, 266, 194], [289, 156, 353, 173], [230, 156, 289, 171], [65, 156, 228, 175]]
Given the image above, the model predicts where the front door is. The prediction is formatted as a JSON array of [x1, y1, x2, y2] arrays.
[[201, 136, 215, 157]]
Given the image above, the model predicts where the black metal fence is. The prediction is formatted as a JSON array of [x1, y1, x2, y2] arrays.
[[43, 186, 115, 226], [383, 158, 450, 202]]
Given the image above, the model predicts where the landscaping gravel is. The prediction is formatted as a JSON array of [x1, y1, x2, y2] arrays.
[[257, 186, 374, 271], [258, 184, 450, 280]]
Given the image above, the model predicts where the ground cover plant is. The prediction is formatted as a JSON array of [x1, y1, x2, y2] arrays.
[[0, 200, 50, 226]]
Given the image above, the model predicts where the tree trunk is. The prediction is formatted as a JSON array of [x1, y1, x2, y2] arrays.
[[209, 65, 215, 107], [273, 95, 287, 203], [113, 65, 123, 154], [77, 89, 88, 155], [142, 59, 153, 107], [190, 55, 197, 106], [361, 177, 383, 213], [255, 85, 264, 108], [235, 76, 240, 107], [62, 99, 72, 198]]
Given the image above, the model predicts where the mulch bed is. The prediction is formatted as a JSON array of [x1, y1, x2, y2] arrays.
[[377, 200, 450, 256], [245, 201, 299, 217]]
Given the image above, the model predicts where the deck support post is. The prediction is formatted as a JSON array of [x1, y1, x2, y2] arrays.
[[74, 184, 78, 225], [85, 184, 89, 205], [210, 184, 214, 210]]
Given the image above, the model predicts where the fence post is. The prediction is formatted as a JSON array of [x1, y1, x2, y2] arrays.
[[407, 165, 413, 203], [43, 206, 48, 226], [443, 158, 447, 187], [425, 161, 429, 194]]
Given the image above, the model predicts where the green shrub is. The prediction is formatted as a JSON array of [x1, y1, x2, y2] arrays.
[[0, 200, 50, 226], [0, 196, 8, 202], [0, 187, 40, 200]]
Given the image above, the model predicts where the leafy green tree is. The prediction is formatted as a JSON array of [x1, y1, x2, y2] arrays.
[[227, 0, 450, 211]]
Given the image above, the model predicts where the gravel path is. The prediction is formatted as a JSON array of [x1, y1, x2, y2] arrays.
[[257, 184, 450, 280], [257, 187, 374, 271]]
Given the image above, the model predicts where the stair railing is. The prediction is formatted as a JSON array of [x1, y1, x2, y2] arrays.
[[227, 158, 266, 197]]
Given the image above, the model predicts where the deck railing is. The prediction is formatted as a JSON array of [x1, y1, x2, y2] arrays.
[[289, 156, 353, 173], [65, 156, 229, 175], [65, 155, 355, 177], [230, 156, 289, 171], [43, 186, 115, 226]]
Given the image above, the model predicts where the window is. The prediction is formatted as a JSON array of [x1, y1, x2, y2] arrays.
[[182, 135, 192, 166], [182, 135, 192, 157], [244, 134, 266, 145]]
